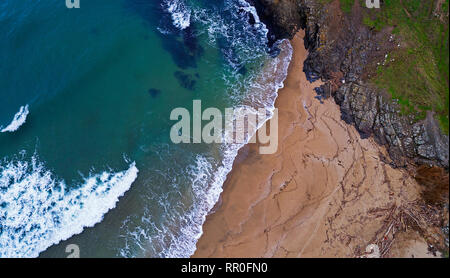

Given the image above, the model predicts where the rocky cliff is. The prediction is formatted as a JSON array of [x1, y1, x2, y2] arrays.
[[248, 0, 449, 171]]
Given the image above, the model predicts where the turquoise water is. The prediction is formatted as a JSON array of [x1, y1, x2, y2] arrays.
[[0, 0, 291, 257]]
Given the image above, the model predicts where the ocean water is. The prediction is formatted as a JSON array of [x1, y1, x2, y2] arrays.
[[0, 0, 292, 257]]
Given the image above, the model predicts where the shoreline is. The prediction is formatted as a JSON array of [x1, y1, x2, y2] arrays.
[[193, 31, 438, 258]]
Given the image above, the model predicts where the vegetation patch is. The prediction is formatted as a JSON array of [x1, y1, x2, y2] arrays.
[[359, 0, 449, 134]]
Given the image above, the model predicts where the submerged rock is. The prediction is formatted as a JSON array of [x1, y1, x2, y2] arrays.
[[174, 71, 197, 91], [148, 88, 161, 98]]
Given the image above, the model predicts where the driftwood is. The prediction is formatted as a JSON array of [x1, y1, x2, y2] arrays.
[[358, 199, 447, 258]]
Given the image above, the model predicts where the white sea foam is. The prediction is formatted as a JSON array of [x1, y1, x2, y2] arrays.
[[1, 105, 29, 133], [238, 0, 262, 25], [164, 0, 191, 30], [0, 154, 138, 258], [192, 0, 268, 50]]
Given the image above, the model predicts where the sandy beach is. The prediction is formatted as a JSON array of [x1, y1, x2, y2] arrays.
[[193, 31, 437, 258]]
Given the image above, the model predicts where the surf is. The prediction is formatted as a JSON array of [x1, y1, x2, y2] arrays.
[[0, 153, 138, 258], [0, 105, 29, 133]]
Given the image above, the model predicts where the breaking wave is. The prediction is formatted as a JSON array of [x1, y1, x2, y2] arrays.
[[0, 153, 138, 258], [163, 0, 191, 30], [1, 105, 29, 133]]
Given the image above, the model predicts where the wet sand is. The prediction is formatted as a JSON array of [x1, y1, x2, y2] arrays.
[[193, 31, 433, 258]]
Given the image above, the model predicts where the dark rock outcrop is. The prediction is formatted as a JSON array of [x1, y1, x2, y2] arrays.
[[334, 82, 449, 168], [247, 0, 307, 46], [248, 0, 449, 169]]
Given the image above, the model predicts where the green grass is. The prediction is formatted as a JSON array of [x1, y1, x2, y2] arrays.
[[360, 0, 449, 134], [316, 0, 449, 134]]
